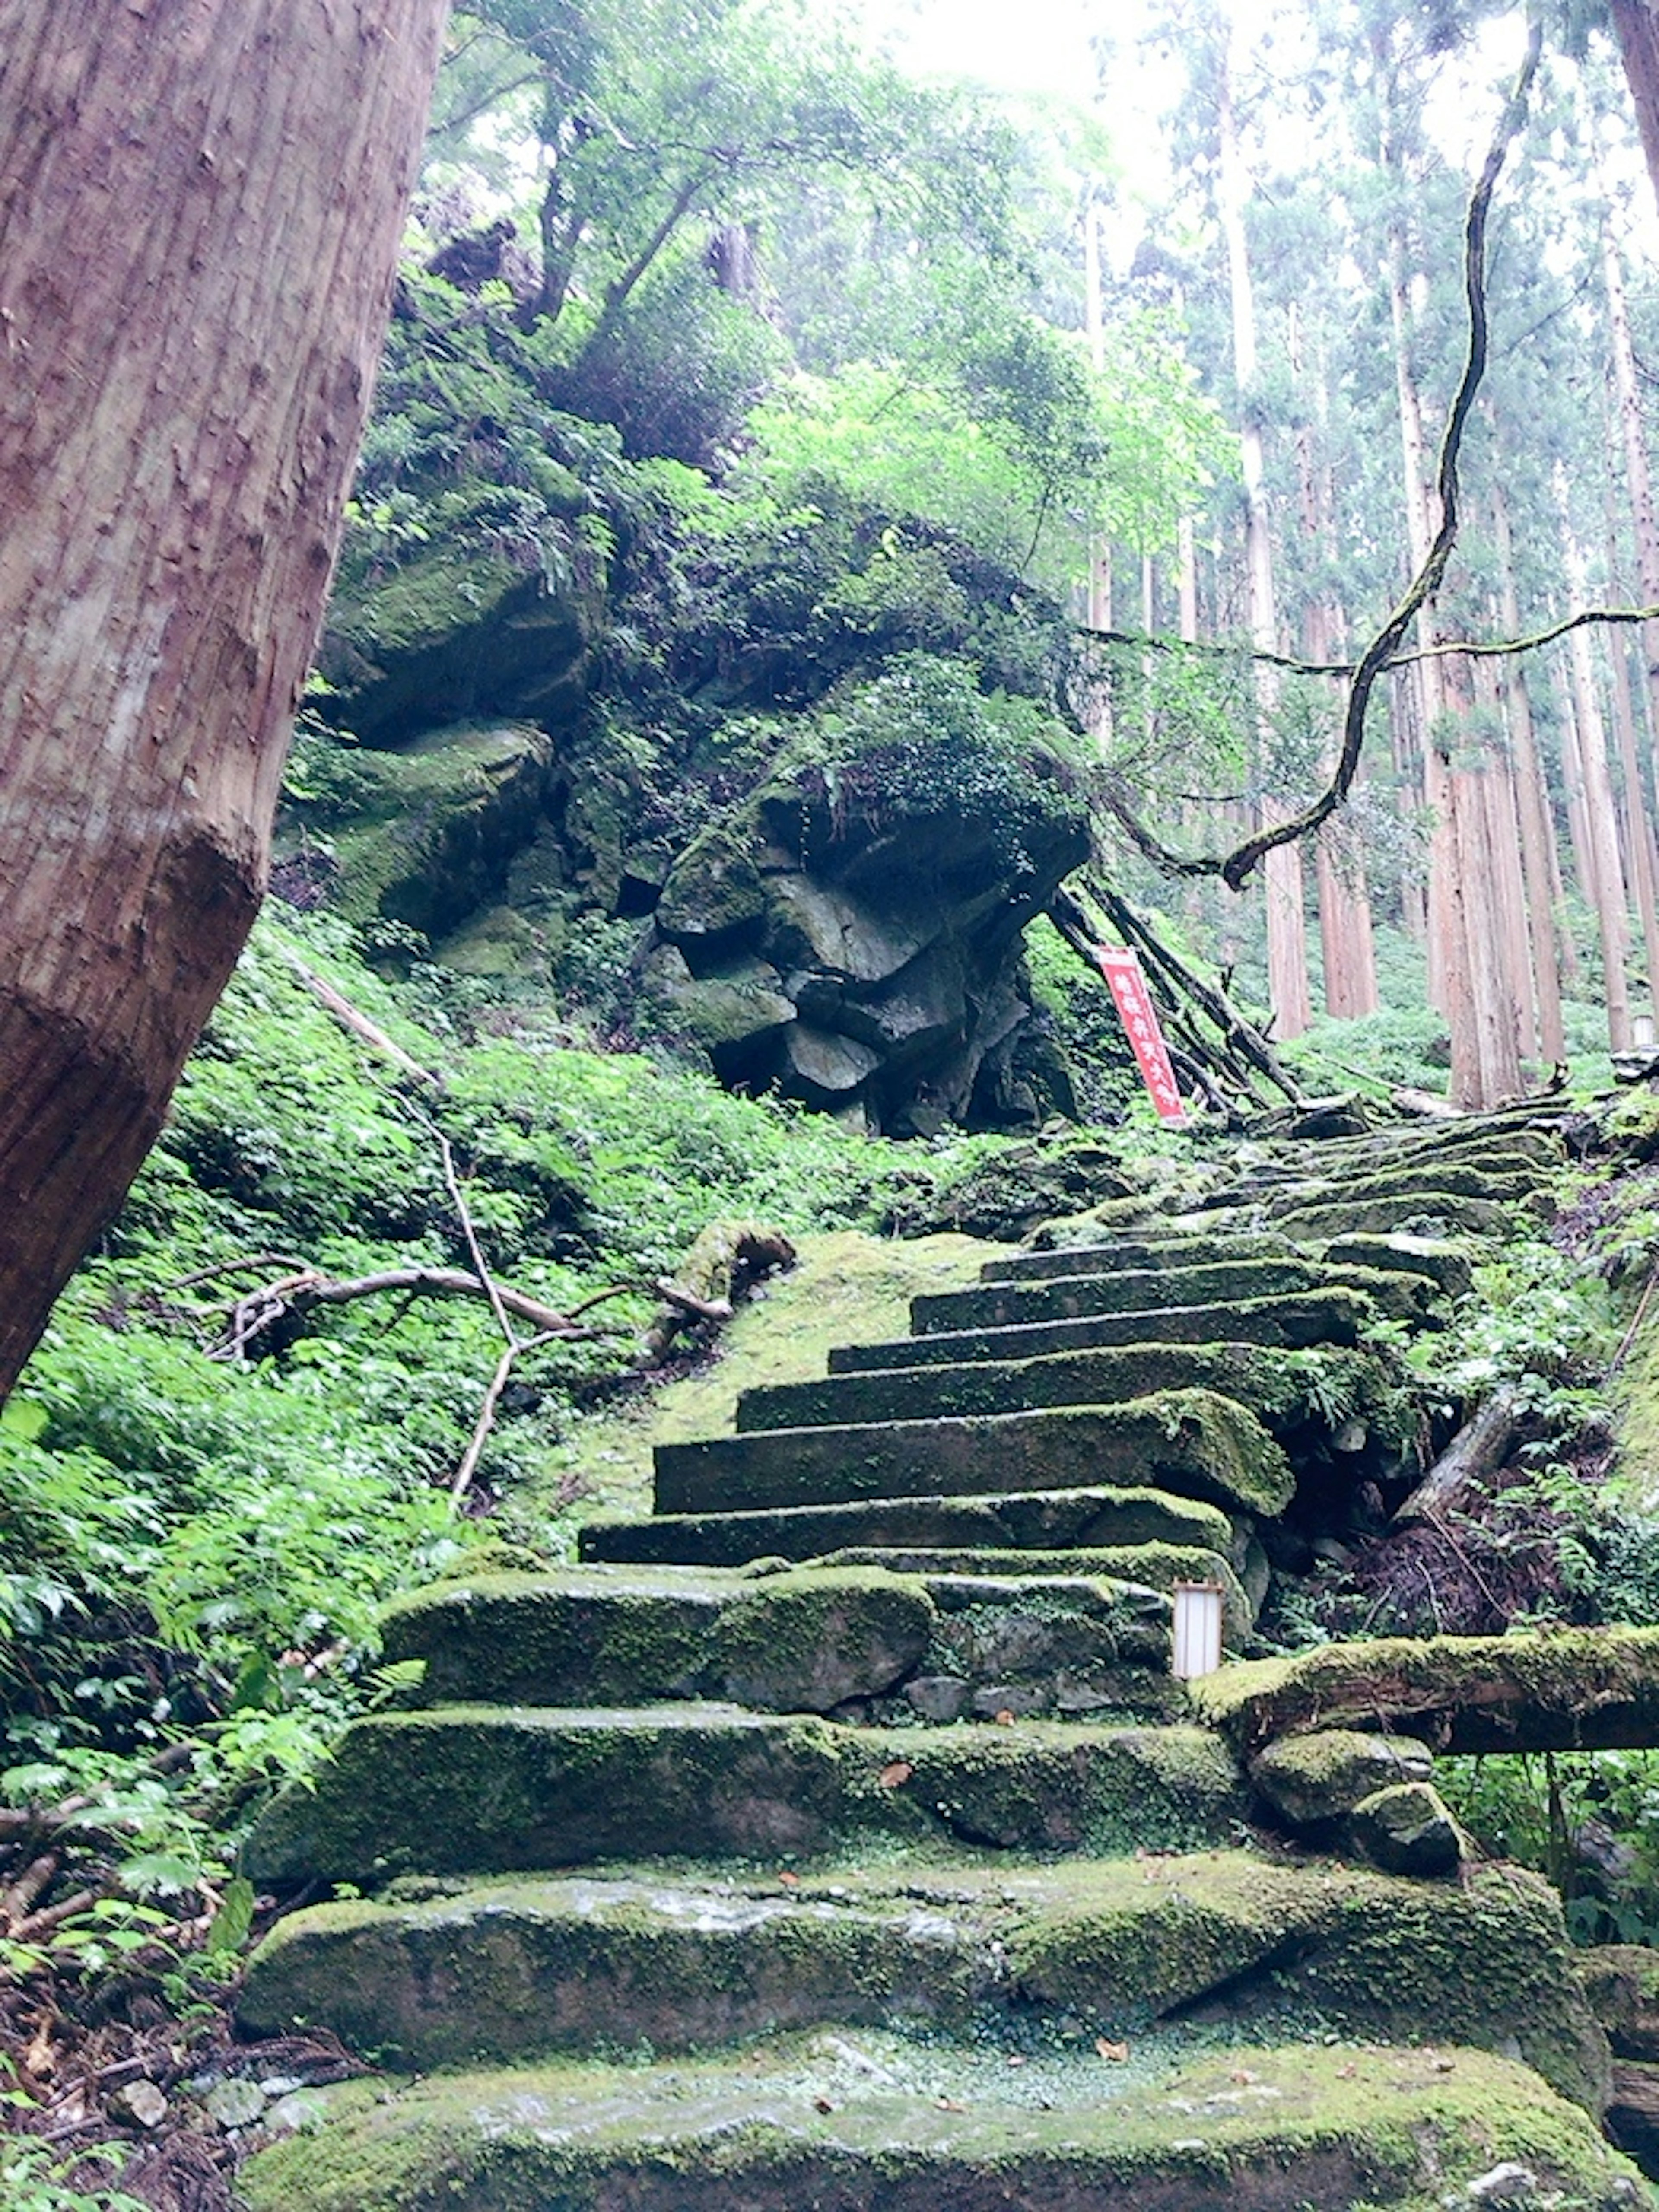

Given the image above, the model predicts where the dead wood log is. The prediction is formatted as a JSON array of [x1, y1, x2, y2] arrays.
[[278, 947, 439, 1087], [1194, 1626, 1659, 1758], [641, 1221, 796, 1367], [1392, 1387, 1519, 1527], [207, 1265, 619, 1360]]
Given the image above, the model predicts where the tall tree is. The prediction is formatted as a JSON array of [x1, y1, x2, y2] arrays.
[[0, 0, 448, 1402]]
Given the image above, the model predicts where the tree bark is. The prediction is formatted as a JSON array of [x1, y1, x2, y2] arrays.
[[0, 0, 449, 1401], [1560, 469, 1635, 1052], [1493, 485, 1567, 1062], [1217, 30, 1309, 1042], [1611, 0, 1659, 219]]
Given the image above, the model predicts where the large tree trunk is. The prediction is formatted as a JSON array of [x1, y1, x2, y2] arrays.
[[1217, 30, 1309, 1042], [1492, 486, 1567, 1064], [1560, 468, 1636, 1053], [0, 0, 449, 1401], [1611, 0, 1659, 218]]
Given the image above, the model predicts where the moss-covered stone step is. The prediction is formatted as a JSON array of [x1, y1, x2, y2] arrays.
[[979, 1233, 1299, 1285], [1194, 1628, 1659, 1758], [380, 1563, 1180, 1718], [245, 1708, 1246, 1884], [827, 1287, 1376, 1375], [238, 2040, 1644, 2212], [655, 1389, 1292, 1518], [810, 1546, 1250, 1643], [581, 1479, 1242, 1572], [237, 1854, 1605, 2101], [730, 1344, 1402, 1465], [1319, 1232, 1474, 1297], [380, 1565, 931, 1715], [1262, 1162, 1550, 1217], [1272, 1192, 1521, 1241], [912, 1257, 1440, 1337]]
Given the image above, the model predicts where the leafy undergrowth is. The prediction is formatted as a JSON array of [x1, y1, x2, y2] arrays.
[[0, 911, 1056, 2205]]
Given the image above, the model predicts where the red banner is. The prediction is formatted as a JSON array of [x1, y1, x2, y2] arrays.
[[1095, 946, 1187, 1125]]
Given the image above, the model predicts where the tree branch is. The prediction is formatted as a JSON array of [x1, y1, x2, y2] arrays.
[[1089, 19, 1543, 893]]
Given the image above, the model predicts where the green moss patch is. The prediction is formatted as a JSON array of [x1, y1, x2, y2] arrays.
[[238, 2040, 1643, 2212], [655, 1389, 1294, 1519], [1194, 1628, 1659, 1758]]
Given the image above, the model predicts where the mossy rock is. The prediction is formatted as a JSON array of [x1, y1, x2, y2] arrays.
[[828, 1285, 1382, 1371], [1347, 1781, 1465, 1878], [285, 721, 556, 937], [1319, 1233, 1475, 1298], [1580, 1946, 1659, 2061], [914, 1257, 1443, 1336], [237, 2041, 1646, 2212], [1250, 1729, 1434, 1827], [814, 1542, 1252, 1641], [318, 549, 594, 744], [581, 1481, 1242, 1573], [709, 1568, 935, 1711], [244, 1710, 1247, 1885], [731, 1343, 1415, 1481], [238, 1854, 1607, 2104]]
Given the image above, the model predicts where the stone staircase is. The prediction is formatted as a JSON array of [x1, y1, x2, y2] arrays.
[[235, 1105, 1654, 2211]]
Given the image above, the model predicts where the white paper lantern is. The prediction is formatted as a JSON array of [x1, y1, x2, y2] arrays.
[[1171, 1580, 1224, 1681]]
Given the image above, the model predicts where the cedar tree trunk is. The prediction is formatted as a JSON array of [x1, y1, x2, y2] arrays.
[[0, 0, 449, 1400]]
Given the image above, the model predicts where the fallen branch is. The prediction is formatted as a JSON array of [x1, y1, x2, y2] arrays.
[[1393, 1387, 1519, 1528], [450, 1327, 562, 1504], [277, 945, 440, 1087], [206, 1264, 614, 1360]]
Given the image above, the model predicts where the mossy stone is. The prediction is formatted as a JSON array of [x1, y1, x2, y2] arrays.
[[236, 2042, 1643, 2212], [1250, 1729, 1435, 1827], [1348, 1781, 1465, 1878], [1581, 1946, 1659, 2061], [710, 1567, 935, 1711]]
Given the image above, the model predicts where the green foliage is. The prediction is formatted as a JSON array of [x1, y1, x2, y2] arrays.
[[1440, 1748, 1659, 1946]]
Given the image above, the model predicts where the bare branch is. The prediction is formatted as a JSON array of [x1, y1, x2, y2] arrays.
[[278, 946, 440, 1087], [1089, 20, 1544, 893], [451, 1328, 562, 1506]]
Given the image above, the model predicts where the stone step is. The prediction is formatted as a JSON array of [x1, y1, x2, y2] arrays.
[[1209, 1189, 1523, 1243], [238, 2040, 1636, 2212], [245, 1707, 1247, 1884], [1320, 1232, 1473, 1297], [827, 1287, 1375, 1376], [730, 1344, 1401, 1469], [913, 1257, 1440, 1336], [980, 1232, 1298, 1284], [237, 1853, 1603, 2099], [654, 1389, 1293, 1519], [379, 1564, 1178, 1718], [1259, 1162, 1549, 1217], [805, 1544, 1251, 1644], [581, 1480, 1243, 1572]]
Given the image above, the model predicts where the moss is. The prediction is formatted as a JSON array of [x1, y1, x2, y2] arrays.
[[1249, 1729, 1434, 1827], [238, 2041, 1645, 2212], [733, 1343, 1413, 1475], [709, 1568, 937, 1712], [1580, 1945, 1659, 2060], [657, 1388, 1294, 1521], [1319, 1234, 1474, 1298], [1193, 1627, 1659, 1759]]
